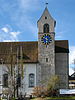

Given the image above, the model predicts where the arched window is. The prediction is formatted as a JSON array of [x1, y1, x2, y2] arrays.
[[29, 73, 35, 87], [43, 23, 49, 33]]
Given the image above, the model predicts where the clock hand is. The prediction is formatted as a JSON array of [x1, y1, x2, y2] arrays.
[[45, 38, 48, 41]]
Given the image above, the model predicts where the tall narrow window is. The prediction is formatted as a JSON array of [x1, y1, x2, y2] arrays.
[[46, 58, 48, 62], [3, 74, 8, 87], [29, 73, 35, 87], [17, 74, 21, 87], [43, 23, 49, 33]]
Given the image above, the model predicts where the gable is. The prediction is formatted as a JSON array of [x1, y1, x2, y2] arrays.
[[37, 7, 55, 24]]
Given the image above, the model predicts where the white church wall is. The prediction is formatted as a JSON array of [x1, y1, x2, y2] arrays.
[[20, 63, 37, 95], [0, 63, 37, 96], [0, 65, 2, 94], [0, 64, 8, 94], [0, 64, 8, 84]]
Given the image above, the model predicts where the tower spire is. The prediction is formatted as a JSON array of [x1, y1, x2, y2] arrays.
[[45, 2, 48, 7]]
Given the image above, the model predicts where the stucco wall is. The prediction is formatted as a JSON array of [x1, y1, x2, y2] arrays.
[[0, 64, 37, 96], [20, 63, 37, 95], [0, 64, 9, 94], [55, 53, 69, 89]]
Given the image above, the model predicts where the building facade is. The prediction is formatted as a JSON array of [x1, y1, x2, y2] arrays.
[[69, 72, 75, 89], [0, 7, 69, 96]]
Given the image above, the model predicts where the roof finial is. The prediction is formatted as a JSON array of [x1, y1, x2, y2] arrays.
[[45, 2, 48, 7]]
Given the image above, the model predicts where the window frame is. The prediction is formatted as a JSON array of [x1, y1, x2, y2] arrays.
[[29, 73, 35, 88], [43, 23, 49, 33], [3, 73, 8, 88], [46, 58, 48, 62]]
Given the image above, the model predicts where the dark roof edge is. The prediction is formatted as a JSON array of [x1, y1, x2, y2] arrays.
[[0, 41, 38, 43]]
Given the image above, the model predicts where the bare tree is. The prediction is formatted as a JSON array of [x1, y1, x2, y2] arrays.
[[2, 45, 24, 98]]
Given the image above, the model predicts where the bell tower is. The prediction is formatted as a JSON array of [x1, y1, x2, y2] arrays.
[[37, 7, 56, 85]]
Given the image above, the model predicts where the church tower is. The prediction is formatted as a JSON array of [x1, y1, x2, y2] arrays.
[[37, 7, 56, 85]]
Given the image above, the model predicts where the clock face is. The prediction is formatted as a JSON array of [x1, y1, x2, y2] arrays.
[[41, 34, 52, 45]]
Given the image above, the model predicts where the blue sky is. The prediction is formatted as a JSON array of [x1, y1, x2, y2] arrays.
[[0, 0, 75, 75]]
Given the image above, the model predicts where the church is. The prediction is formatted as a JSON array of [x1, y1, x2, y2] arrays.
[[0, 7, 69, 96]]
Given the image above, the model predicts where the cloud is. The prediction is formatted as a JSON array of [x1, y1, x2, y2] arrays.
[[69, 67, 74, 75], [0, 0, 40, 41], [55, 35, 63, 40], [55, 30, 64, 40], [69, 46, 75, 75], [0, 25, 21, 42], [18, 0, 40, 11], [3, 40, 15, 42], [10, 31, 21, 38], [16, 0, 39, 32], [69, 46, 75, 64], [55, 30, 68, 40], [1, 27, 9, 33]]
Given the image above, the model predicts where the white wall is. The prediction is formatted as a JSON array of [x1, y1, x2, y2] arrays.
[[0, 64, 8, 94], [19, 63, 37, 95], [0, 63, 37, 96]]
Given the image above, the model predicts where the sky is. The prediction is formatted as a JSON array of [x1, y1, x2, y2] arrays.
[[0, 0, 75, 75]]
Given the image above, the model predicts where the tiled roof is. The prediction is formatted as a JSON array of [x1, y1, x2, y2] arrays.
[[55, 40, 69, 53], [0, 40, 69, 63], [0, 42, 38, 63]]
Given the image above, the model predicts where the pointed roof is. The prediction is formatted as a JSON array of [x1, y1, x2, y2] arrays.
[[69, 72, 75, 80], [37, 7, 55, 23]]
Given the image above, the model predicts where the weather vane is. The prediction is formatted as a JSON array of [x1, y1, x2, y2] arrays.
[[45, 2, 48, 7]]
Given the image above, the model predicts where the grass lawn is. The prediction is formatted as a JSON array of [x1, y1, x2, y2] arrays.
[[31, 96, 75, 100]]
